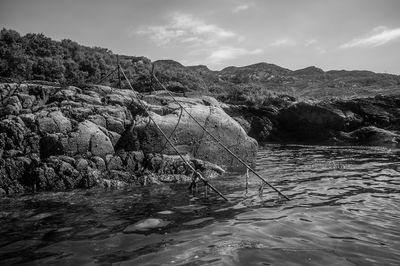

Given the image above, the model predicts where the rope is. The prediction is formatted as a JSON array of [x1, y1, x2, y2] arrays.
[[150, 68, 290, 201], [118, 65, 228, 201]]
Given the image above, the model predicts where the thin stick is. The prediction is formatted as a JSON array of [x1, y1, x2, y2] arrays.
[[151, 71, 290, 201], [245, 168, 249, 195], [117, 55, 121, 89], [119, 66, 228, 201], [97, 67, 118, 85]]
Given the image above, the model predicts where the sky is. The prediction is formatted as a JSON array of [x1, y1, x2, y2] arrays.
[[1, 0, 400, 74]]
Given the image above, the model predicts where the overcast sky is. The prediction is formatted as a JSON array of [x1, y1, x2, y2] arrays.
[[1, 0, 400, 73]]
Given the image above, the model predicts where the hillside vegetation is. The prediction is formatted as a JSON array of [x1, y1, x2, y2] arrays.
[[1, 28, 400, 103]]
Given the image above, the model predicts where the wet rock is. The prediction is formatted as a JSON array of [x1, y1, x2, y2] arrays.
[[0, 157, 29, 194], [78, 168, 102, 188], [157, 174, 193, 183], [101, 178, 127, 189], [346, 126, 400, 146]]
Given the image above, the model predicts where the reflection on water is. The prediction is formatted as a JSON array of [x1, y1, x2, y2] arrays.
[[1, 144, 400, 265]]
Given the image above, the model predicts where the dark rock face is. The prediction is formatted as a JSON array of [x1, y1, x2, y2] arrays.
[[226, 94, 400, 146], [0, 83, 257, 195], [277, 101, 347, 141]]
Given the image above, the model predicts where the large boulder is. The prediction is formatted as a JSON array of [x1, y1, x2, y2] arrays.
[[120, 95, 258, 169], [61, 120, 115, 158]]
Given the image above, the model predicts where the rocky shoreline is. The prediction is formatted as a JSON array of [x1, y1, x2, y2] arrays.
[[0, 83, 256, 195], [225, 94, 400, 147], [1, 82, 400, 196]]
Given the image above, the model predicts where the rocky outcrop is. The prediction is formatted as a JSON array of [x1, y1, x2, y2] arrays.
[[0, 83, 257, 195], [224, 94, 400, 146]]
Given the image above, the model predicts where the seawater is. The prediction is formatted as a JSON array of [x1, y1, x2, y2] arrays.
[[1, 145, 399, 266]]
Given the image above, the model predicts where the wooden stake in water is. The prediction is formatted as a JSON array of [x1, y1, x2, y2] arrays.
[[245, 168, 249, 195], [258, 180, 265, 198]]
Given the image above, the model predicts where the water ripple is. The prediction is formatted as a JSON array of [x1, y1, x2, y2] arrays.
[[1, 144, 400, 265]]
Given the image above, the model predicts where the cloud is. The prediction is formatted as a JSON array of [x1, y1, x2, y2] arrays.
[[207, 47, 262, 63], [137, 12, 262, 66], [233, 4, 250, 13], [269, 38, 296, 47], [137, 13, 235, 46], [340, 26, 400, 48], [305, 39, 317, 47]]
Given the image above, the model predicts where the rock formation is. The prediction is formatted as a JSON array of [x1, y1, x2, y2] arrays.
[[0, 83, 258, 195], [225, 94, 400, 146]]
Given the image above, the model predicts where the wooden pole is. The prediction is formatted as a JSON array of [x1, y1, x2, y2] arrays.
[[117, 54, 121, 89], [150, 71, 290, 201], [118, 66, 228, 201]]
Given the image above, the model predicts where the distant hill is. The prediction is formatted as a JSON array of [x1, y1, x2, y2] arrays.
[[153, 60, 400, 101], [1, 28, 400, 102]]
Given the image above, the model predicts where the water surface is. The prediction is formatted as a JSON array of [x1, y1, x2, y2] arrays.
[[1, 145, 400, 265]]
